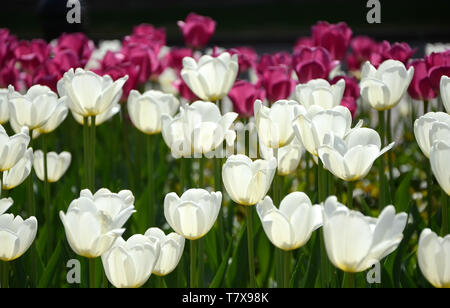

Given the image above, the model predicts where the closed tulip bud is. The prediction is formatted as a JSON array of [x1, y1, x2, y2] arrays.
[[57, 68, 128, 117], [312, 21, 353, 61], [71, 96, 121, 126], [261, 66, 296, 103], [294, 78, 345, 110], [33, 150, 71, 183], [181, 52, 238, 102], [441, 76, 450, 113], [222, 155, 277, 206], [0, 125, 30, 172], [2, 148, 33, 190], [430, 141, 450, 196], [60, 188, 136, 258], [161, 101, 237, 158], [318, 128, 395, 181], [407, 59, 436, 101], [164, 189, 221, 240], [259, 137, 303, 176], [102, 235, 160, 288], [0, 89, 9, 124], [256, 193, 322, 251], [127, 89, 180, 135], [323, 196, 407, 273], [414, 112, 450, 158], [293, 105, 358, 157], [145, 227, 185, 276], [360, 60, 414, 111], [0, 210, 37, 261], [425, 50, 450, 92], [418, 228, 450, 288], [32, 99, 68, 138], [254, 99, 300, 148], [8, 85, 61, 130], [292, 46, 338, 84], [177, 13, 216, 49]]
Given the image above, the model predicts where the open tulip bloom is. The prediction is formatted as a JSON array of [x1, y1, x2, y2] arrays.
[[254, 99, 300, 149], [180, 52, 239, 102], [418, 228, 450, 288], [161, 101, 237, 158], [318, 128, 395, 182], [32, 99, 69, 138], [2, 148, 33, 190], [414, 112, 450, 158], [360, 59, 414, 111], [71, 98, 121, 126], [293, 105, 361, 157], [430, 140, 450, 196], [33, 150, 71, 183], [322, 196, 407, 273], [440, 76, 450, 113], [101, 234, 161, 288], [294, 78, 345, 110], [259, 137, 304, 176], [0, 89, 9, 124], [0, 125, 30, 172], [256, 192, 322, 251], [59, 188, 136, 258]]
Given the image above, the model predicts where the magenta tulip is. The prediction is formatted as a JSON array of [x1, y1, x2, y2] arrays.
[[178, 13, 216, 49], [407, 59, 436, 101], [312, 21, 352, 60], [228, 80, 266, 117], [292, 46, 338, 83]]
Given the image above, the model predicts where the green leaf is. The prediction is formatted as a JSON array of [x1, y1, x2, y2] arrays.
[[209, 237, 233, 288], [38, 242, 63, 288]]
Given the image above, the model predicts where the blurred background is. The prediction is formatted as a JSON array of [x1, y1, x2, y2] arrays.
[[2, 0, 450, 53]]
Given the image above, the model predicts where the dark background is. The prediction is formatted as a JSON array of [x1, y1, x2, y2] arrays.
[[2, 0, 450, 52]]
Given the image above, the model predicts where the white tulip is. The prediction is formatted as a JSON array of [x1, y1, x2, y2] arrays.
[[8, 85, 62, 130], [181, 52, 238, 101], [164, 189, 221, 240], [2, 148, 33, 190], [145, 227, 185, 276], [414, 112, 450, 158], [33, 150, 71, 183], [158, 67, 179, 95], [425, 43, 450, 55], [259, 137, 303, 176], [323, 196, 407, 273], [418, 228, 450, 288], [222, 155, 277, 206], [318, 128, 395, 181], [360, 60, 414, 111], [293, 105, 358, 157], [32, 99, 69, 138], [0, 203, 37, 261], [57, 68, 128, 117], [0, 125, 30, 172], [71, 95, 121, 126], [254, 99, 300, 148], [256, 192, 322, 251], [161, 101, 237, 158], [0, 89, 9, 124], [128, 89, 180, 134], [0, 197, 13, 215], [294, 78, 345, 110], [430, 140, 450, 195], [102, 234, 160, 288], [441, 76, 450, 114], [59, 188, 136, 258]]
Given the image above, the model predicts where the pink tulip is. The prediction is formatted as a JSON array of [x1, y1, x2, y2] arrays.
[[132, 24, 166, 46], [261, 66, 295, 103], [293, 37, 315, 53], [33, 59, 61, 92], [228, 47, 258, 74], [56, 32, 94, 67], [346, 36, 378, 71], [166, 48, 193, 72], [228, 80, 266, 117], [312, 21, 352, 60], [14, 39, 49, 72], [340, 97, 357, 118], [292, 46, 338, 83], [426, 50, 450, 92], [379, 41, 416, 65], [178, 13, 216, 49], [407, 59, 436, 101], [122, 43, 160, 84], [0, 59, 20, 89], [258, 52, 292, 74]]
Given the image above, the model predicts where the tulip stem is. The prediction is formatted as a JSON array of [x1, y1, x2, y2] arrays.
[[147, 134, 155, 226], [425, 160, 434, 227], [386, 110, 394, 201], [26, 136, 35, 216], [245, 206, 256, 288], [343, 272, 355, 288], [42, 134, 52, 259], [317, 160, 329, 287], [190, 240, 197, 288], [378, 111, 387, 208], [214, 157, 225, 253], [1, 261, 8, 288], [283, 250, 291, 288], [90, 116, 96, 191], [348, 181, 354, 208], [198, 156, 204, 187], [442, 191, 449, 236], [180, 158, 186, 194], [89, 258, 96, 288], [83, 117, 90, 188]]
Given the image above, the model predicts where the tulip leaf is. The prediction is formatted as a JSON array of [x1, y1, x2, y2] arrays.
[[224, 220, 248, 287], [394, 171, 413, 213], [38, 242, 63, 288], [208, 237, 233, 288]]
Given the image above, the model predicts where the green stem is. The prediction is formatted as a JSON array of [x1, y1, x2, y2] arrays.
[[304, 152, 311, 196], [83, 117, 90, 188], [378, 111, 387, 208], [1, 261, 8, 288], [180, 158, 186, 194], [198, 156, 204, 187], [42, 134, 52, 259], [442, 192, 449, 236], [90, 116, 96, 191], [89, 258, 96, 288], [317, 160, 328, 288], [214, 157, 225, 253], [245, 206, 256, 288], [147, 134, 155, 226], [426, 161, 433, 227], [283, 250, 291, 288], [386, 109, 394, 201], [343, 272, 355, 288], [190, 240, 197, 288], [348, 181, 354, 209]]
